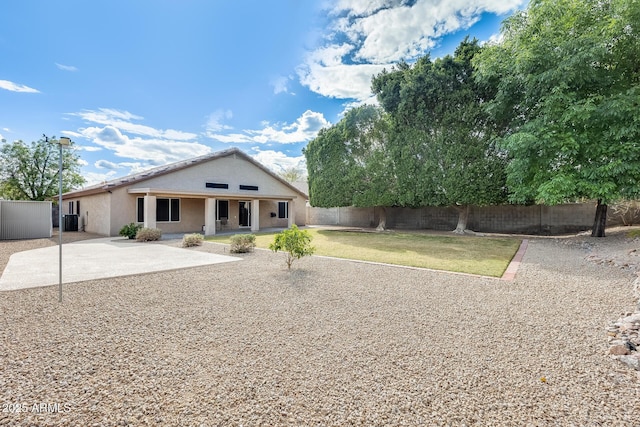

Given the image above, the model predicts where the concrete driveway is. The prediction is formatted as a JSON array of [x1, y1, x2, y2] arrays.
[[0, 237, 241, 291]]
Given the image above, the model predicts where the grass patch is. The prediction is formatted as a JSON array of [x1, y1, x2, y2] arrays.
[[206, 229, 522, 277]]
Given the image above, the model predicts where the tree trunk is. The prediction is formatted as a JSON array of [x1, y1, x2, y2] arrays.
[[453, 205, 470, 234], [376, 206, 387, 231], [591, 199, 607, 237]]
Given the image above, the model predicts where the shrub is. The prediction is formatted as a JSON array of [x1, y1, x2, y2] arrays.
[[119, 222, 142, 239], [182, 233, 204, 247], [269, 225, 315, 270], [230, 234, 256, 253], [136, 227, 162, 242]]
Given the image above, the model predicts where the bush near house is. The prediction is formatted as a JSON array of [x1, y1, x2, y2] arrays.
[[182, 233, 204, 247], [119, 223, 142, 239], [269, 225, 315, 270], [136, 227, 162, 242], [230, 234, 256, 253]]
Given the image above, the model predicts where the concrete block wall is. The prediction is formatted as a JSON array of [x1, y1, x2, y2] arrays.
[[307, 202, 604, 235]]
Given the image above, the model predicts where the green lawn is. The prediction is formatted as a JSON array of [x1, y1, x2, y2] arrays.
[[207, 229, 522, 277]]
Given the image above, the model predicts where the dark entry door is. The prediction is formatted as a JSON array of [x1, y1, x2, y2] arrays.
[[239, 201, 251, 227]]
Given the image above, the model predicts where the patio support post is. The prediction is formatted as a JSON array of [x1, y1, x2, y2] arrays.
[[204, 198, 216, 236], [288, 199, 295, 228], [251, 199, 259, 232], [143, 195, 157, 229]]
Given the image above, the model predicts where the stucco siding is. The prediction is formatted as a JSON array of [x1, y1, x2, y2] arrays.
[[293, 199, 306, 226], [153, 198, 205, 234], [131, 154, 298, 199], [259, 200, 290, 228], [63, 150, 308, 236], [65, 193, 111, 236], [108, 189, 136, 236]]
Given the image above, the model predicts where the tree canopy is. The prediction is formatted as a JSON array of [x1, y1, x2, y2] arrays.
[[372, 38, 508, 220], [305, 39, 506, 232], [304, 104, 395, 209], [0, 136, 85, 201], [305, 1, 639, 236], [474, 0, 640, 235]]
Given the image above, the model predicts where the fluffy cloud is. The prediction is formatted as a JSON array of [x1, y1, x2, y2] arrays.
[[78, 125, 211, 165], [76, 145, 103, 152], [250, 147, 307, 175], [207, 110, 330, 144], [0, 80, 40, 93], [71, 108, 198, 141], [298, 50, 387, 100], [69, 108, 211, 169], [95, 159, 120, 170], [299, 0, 525, 100]]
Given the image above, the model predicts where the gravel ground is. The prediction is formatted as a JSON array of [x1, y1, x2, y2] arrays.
[[1, 230, 640, 426]]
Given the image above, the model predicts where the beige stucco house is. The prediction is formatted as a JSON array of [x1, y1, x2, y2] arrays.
[[61, 148, 307, 237]]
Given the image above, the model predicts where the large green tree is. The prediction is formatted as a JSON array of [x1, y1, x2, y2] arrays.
[[304, 104, 395, 229], [474, 0, 640, 236], [372, 38, 508, 232], [0, 136, 85, 201]]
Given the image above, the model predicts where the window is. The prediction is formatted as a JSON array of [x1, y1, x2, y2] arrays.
[[156, 199, 170, 221], [170, 199, 180, 222], [278, 201, 288, 219], [206, 182, 229, 189], [239, 185, 259, 191], [68, 201, 74, 215], [217, 200, 229, 220], [136, 197, 180, 223], [137, 198, 144, 223]]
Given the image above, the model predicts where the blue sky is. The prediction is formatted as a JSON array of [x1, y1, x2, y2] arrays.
[[0, 0, 526, 187]]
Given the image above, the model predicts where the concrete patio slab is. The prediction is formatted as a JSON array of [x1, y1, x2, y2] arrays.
[[0, 237, 241, 291]]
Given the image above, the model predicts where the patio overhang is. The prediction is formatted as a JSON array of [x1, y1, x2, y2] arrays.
[[128, 188, 297, 235], [127, 187, 298, 201]]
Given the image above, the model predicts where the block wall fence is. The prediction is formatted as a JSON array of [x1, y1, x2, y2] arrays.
[[306, 202, 626, 235]]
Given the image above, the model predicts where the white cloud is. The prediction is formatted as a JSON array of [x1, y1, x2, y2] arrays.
[[71, 108, 197, 141], [298, 53, 386, 100], [271, 75, 294, 95], [484, 32, 504, 46], [78, 125, 211, 165], [78, 159, 89, 167], [76, 145, 102, 152], [56, 63, 78, 72], [95, 159, 120, 170], [0, 79, 40, 93], [82, 171, 117, 187], [68, 108, 211, 166], [207, 110, 330, 144], [250, 147, 307, 175], [299, 0, 525, 100], [205, 109, 233, 132]]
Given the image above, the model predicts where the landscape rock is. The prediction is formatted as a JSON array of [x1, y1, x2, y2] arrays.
[[610, 345, 631, 356], [2, 228, 640, 424]]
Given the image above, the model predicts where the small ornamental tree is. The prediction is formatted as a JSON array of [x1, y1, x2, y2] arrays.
[[269, 225, 315, 270]]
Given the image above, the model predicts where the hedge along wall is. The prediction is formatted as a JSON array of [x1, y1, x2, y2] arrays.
[[306, 203, 603, 235]]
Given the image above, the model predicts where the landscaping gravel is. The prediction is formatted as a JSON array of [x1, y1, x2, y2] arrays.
[[1, 230, 639, 426]]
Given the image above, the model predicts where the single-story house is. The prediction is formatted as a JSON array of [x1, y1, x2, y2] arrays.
[[61, 148, 308, 236]]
